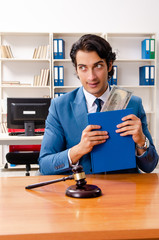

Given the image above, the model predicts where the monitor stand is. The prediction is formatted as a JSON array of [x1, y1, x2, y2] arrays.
[[24, 122, 35, 136]]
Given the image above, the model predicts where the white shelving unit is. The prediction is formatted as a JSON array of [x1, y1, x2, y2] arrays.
[[52, 33, 103, 97], [105, 33, 157, 145], [0, 32, 158, 169], [0, 32, 52, 167]]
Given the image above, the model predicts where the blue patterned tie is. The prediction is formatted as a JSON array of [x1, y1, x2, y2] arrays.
[[95, 98, 102, 112]]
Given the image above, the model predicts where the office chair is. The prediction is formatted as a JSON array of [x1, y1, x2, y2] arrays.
[[6, 151, 39, 176]]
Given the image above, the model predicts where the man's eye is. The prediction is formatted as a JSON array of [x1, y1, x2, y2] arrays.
[[96, 64, 102, 68], [79, 66, 86, 71]]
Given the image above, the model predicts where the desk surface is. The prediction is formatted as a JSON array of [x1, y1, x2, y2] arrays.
[[0, 173, 159, 240], [0, 133, 43, 145]]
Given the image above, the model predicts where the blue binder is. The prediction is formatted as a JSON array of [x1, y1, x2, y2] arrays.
[[149, 65, 155, 85], [58, 66, 64, 86], [53, 39, 58, 59], [111, 65, 117, 85], [54, 66, 59, 86], [88, 108, 136, 173], [139, 66, 149, 85], [141, 39, 150, 59], [58, 39, 65, 59]]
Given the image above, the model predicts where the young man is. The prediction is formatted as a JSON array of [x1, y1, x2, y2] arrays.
[[38, 34, 158, 175]]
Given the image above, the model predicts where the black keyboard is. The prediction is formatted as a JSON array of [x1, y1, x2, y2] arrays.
[[9, 132, 44, 136]]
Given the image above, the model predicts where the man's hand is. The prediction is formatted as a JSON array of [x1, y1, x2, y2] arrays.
[[79, 125, 109, 154], [70, 125, 109, 164], [116, 114, 146, 155]]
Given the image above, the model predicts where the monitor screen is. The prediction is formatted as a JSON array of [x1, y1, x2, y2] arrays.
[[7, 98, 51, 136]]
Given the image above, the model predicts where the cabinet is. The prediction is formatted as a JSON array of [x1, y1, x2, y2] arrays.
[[0, 32, 158, 169]]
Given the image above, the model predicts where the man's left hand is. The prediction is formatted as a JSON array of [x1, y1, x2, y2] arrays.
[[116, 114, 145, 146]]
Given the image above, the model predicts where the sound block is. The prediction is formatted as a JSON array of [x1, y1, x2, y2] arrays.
[[65, 184, 102, 198]]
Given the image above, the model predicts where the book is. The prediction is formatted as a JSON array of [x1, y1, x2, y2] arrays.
[[0, 122, 7, 133], [43, 69, 50, 86], [0, 45, 14, 58], [2, 81, 20, 85], [32, 45, 49, 59], [88, 108, 136, 173]]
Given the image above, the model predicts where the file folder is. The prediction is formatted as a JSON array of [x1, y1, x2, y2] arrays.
[[54, 66, 59, 86], [141, 39, 150, 59], [88, 108, 136, 173], [150, 39, 155, 59], [149, 65, 155, 85], [53, 39, 58, 59], [139, 66, 149, 85], [58, 66, 64, 86], [58, 39, 65, 59], [111, 65, 117, 85]]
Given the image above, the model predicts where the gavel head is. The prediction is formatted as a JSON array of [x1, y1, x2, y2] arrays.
[[72, 165, 87, 188]]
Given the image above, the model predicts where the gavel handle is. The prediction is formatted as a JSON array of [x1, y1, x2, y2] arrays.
[[25, 175, 74, 189]]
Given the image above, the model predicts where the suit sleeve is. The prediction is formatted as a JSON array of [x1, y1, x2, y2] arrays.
[[136, 98, 158, 173], [38, 100, 71, 175]]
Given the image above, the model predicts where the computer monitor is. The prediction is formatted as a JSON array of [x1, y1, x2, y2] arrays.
[[7, 98, 51, 136]]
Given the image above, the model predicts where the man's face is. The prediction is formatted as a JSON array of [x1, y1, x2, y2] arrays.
[[76, 50, 112, 97]]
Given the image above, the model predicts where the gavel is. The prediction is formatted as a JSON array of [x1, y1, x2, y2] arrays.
[[25, 165, 102, 198]]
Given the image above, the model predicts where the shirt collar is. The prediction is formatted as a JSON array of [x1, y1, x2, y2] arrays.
[[83, 86, 110, 108]]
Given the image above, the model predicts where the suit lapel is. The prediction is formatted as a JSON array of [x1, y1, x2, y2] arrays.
[[71, 87, 88, 132]]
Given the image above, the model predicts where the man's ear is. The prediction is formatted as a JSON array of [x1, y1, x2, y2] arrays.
[[108, 61, 113, 72]]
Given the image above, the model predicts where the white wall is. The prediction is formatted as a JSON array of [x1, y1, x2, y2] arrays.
[[0, 0, 159, 33], [0, 0, 159, 151]]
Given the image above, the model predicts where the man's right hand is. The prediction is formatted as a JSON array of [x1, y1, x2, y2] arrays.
[[70, 125, 109, 165]]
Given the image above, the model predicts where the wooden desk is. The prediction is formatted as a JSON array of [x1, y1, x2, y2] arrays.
[[0, 133, 43, 145], [0, 173, 159, 240]]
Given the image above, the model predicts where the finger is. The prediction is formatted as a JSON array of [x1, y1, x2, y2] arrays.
[[116, 119, 139, 129], [121, 114, 138, 121], [91, 139, 108, 146], [89, 135, 109, 141], [89, 130, 108, 136], [116, 125, 136, 133], [116, 121, 133, 129], [85, 125, 102, 132], [118, 130, 135, 137]]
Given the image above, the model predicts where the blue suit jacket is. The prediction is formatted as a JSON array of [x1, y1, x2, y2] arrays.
[[39, 87, 158, 175]]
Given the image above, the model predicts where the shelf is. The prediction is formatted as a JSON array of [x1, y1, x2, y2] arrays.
[[114, 85, 155, 88], [0, 58, 50, 62], [116, 59, 156, 62], [145, 111, 155, 114], [53, 59, 71, 62], [54, 86, 80, 89], [107, 32, 156, 38], [1, 85, 50, 88]]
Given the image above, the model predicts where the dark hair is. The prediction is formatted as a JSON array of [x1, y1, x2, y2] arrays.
[[70, 34, 116, 79]]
